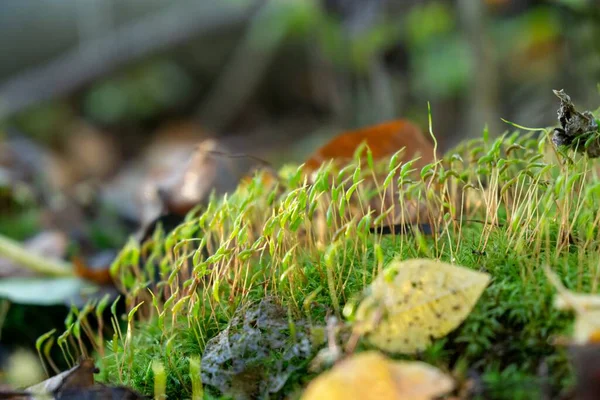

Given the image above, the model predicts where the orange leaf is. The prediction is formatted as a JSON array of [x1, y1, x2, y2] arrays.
[[303, 120, 436, 173], [301, 351, 454, 400]]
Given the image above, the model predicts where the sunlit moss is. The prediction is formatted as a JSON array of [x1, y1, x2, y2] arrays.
[[46, 122, 600, 398]]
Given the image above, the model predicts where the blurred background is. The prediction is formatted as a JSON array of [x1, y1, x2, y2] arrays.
[[1, 0, 600, 384], [1, 0, 600, 160], [3, 0, 600, 217]]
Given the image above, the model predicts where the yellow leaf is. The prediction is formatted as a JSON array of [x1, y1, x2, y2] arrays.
[[353, 258, 490, 354], [301, 351, 454, 400], [554, 291, 600, 312], [572, 310, 600, 344], [545, 266, 600, 344]]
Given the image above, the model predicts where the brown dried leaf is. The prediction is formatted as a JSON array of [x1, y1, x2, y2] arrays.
[[303, 119, 436, 173], [26, 358, 96, 398], [152, 139, 265, 216], [54, 384, 146, 400], [302, 120, 440, 231]]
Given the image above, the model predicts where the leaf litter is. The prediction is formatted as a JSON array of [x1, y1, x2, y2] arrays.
[[201, 297, 314, 399], [352, 258, 490, 354], [1, 117, 492, 397], [551, 89, 600, 157], [301, 351, 454, 400], [0, 357, 145, 399], [302, 119, 436, 173]]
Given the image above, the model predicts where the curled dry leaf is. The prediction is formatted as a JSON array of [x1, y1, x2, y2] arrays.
[[156, 138, 252, 216], [303, 119, 436, 173], [353, 258, 490, 354], [137, 137, 271, 241], [552, 89, 600, 158], [301, 351, 454, 400], [0, 357, 146, 400], [99, 120, 205, 224], [26, 358, 96, 398]]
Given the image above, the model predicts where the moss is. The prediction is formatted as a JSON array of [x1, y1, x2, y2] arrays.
[[49, 125, 600, 398], [98, 319, 202, 399]]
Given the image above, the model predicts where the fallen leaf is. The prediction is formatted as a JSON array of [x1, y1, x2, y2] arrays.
[[27, 358, 96, 398], [303, 119, 436, 173], [0, 277, 94, 306], [546, 266, 600, 344], [302, 120, 441, 232], [201, 297, 313, 400], [0, 357, 145, 399], [301, 351, 454, 400], [136, 139, 269, 241], [157, 139, 262, 216], [99, 120, 207, 227], [53, 384, 146, 399], [353, 258, 490, 354]]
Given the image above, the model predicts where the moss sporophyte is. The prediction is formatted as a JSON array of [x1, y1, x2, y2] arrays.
[[38, 101, 600, 399]]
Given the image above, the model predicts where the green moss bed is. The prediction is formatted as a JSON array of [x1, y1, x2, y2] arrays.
[[46, 124, 600, 399]]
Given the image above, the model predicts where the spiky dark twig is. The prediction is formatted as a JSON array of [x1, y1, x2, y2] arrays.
[[551, 89, 600, 158]]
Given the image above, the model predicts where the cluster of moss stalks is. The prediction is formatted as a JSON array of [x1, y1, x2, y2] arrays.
[[42, 122, 600, 399]]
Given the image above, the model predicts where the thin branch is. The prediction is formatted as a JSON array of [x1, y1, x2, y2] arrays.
[[197, 0, 287, 131], [456, 0, 500, 143], [0, 0, 258, 119]]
